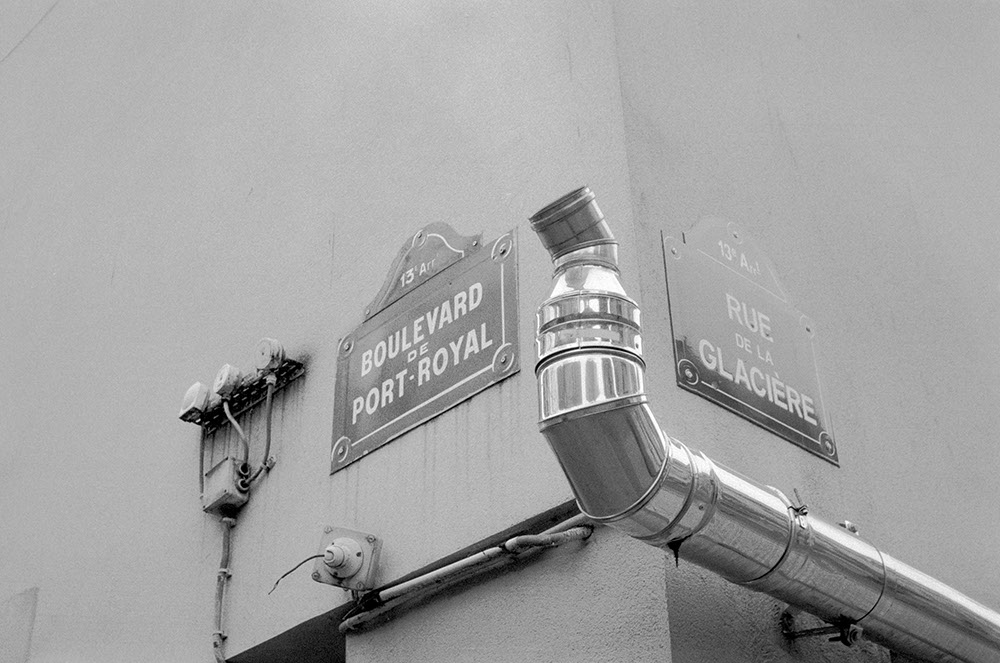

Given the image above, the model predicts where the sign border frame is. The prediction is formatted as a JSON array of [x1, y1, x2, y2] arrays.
[[661, 226, 838, 466], [330, 231, 519, 474]]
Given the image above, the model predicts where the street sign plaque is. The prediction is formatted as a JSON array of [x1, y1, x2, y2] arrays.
[[663, 219, 837, 465], [331, 228, 519, 473]]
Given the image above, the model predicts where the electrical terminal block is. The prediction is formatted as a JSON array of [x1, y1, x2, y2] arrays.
[[178, 342, 305, 433]]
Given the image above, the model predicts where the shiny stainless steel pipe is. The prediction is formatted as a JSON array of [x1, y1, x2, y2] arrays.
[[530, 188, 1000, 663]]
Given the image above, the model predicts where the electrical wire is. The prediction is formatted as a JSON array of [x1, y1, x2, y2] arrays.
[[248, 377, 276, 484], [268, 554, 324, 595], [213, 517, 236, 663], [222, 400, 250, 466], [199, 433, 206, 495]]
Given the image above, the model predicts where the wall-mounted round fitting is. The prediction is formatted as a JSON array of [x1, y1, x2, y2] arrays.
[[254, 338, 286, 372], [179, 382, 210, 422], [213, 364, 242, 397], [324, 538, 364, 579]]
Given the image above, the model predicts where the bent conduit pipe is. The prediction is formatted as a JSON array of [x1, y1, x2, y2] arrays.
[[529, 187, 1000, 663], [339, 515, 594, 633]]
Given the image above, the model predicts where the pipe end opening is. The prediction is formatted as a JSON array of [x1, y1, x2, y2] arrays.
[[530, 186, 613, 259]]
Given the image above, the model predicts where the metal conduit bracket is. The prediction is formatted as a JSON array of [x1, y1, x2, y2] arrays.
[[781, 610, 863, 647]]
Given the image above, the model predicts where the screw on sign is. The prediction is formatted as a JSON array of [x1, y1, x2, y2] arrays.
[[663, 218, 837, 465], [331, 229, 519, 474]]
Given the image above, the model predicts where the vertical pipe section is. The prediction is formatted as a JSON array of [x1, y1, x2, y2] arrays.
[[530, 188, 1000, 663]]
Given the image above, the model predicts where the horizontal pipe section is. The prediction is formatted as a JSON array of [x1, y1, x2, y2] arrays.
[[743, 512, 884, 624], [659, 460, 792, 584], [860, 554, 1000, 663], [530, 188, 1000, 663]]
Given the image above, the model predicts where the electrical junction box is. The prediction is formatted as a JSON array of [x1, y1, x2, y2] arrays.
[[312, 526, 382, 592], [202, 457, 248, 515]]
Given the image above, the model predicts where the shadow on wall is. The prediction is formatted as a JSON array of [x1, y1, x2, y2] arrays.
[[666, 567, 890, 663], [227, 603, 350, 663]]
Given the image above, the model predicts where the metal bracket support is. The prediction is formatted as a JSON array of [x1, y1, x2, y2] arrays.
[[781, 610, 863, 647]]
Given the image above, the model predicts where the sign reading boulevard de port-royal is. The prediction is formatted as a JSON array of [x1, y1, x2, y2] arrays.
[[331, 224, 519, 474], [663, 219, 837, 465]]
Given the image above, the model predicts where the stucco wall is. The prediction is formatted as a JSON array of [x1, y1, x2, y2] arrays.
[[2, 2, 998, 663], [1, 1, 660, 661], [613, 2, 1000, 662]]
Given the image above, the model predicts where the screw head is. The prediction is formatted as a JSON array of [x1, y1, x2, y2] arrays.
[[311, 571, 321, 580], [678, 360, 699, 385]]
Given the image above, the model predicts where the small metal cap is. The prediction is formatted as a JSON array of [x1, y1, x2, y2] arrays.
[[529, 187, 614, 260]]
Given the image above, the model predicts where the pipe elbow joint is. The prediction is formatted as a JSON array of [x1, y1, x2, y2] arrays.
[[531, 188, 666, 521], [528, 187, 1000, 663]]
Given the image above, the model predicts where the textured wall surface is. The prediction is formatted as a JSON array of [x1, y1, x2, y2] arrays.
[[613, 2, 1000, 662], [1, 1, 649, 661], [1, 2, 998, 662], [346, 530, 672, 663]]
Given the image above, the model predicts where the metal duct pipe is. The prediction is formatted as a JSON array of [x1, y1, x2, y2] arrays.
[[529, 187, 1000, 663]]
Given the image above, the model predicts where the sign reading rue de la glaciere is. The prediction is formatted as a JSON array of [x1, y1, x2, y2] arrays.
[[663, 219, 837, 465], [331, 225, 519, 473]]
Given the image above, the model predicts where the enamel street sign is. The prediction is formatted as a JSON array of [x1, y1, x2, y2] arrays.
[[332, 227, 519, 473], [663, 219, 837, 465]]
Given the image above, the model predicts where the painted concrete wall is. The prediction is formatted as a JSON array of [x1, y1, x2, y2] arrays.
[[2, 2, 998, 663], [1, 1, 662, 661], [613, 2, 1000, 662]]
